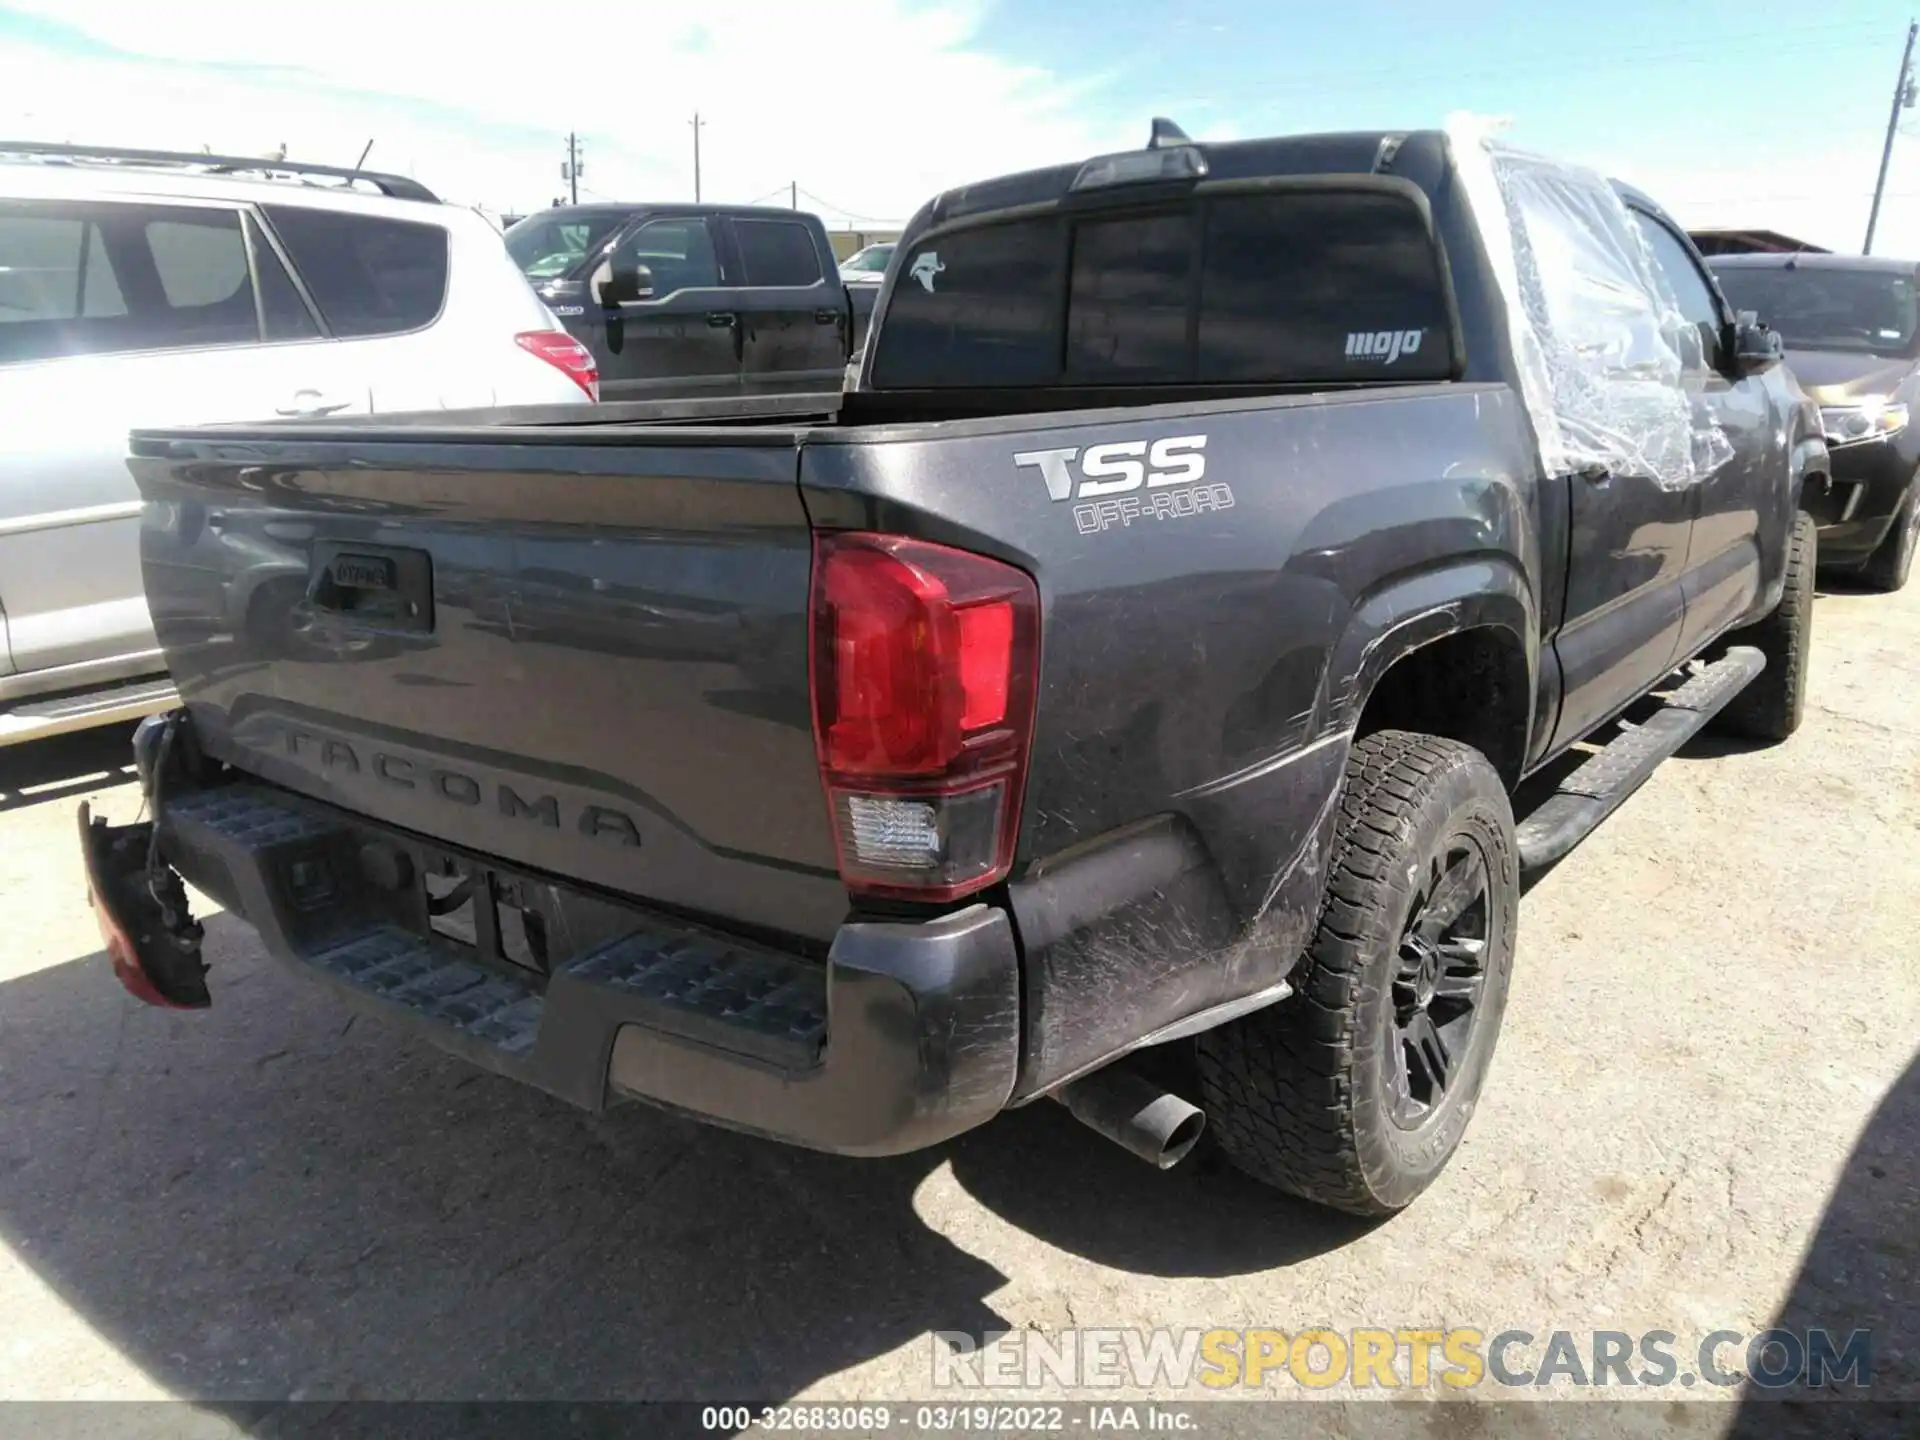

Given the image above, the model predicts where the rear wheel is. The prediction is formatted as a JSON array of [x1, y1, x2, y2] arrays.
[[1711, 510, 1816, 742], [1861, 482, 1919, 593], [1194, 731, 1518, 1217]]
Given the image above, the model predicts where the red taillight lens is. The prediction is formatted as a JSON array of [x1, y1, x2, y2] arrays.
[[515, 330, 599, 401], [810, 532, 1039, 901]]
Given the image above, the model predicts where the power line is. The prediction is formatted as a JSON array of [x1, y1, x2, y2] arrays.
[[795, 186, 907, 225], [1666, 190, 1920, 205], [530, 19, 1890, 227]]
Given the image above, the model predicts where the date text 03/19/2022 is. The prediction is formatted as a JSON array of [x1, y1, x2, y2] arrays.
[[699, 1403, 1198, 1432]]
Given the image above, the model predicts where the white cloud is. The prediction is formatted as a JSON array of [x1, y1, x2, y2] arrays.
[[1, 0, 1138, 222], [13, 3, 1918, 260]]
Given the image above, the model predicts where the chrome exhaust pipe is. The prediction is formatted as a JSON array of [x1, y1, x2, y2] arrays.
[[1054, 1066, 1206, 1170]]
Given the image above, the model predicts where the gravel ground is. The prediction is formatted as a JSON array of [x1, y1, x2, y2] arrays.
[[0, 576, 1913, 1437]]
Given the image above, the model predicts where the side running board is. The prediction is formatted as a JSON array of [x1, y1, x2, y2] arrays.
[[0, 676, 177, 747], [1516, 647, 1766, 873]]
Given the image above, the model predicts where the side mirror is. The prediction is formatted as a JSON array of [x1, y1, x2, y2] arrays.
[[1731, 313, 1783, 378], [591, 258, 655, 307]]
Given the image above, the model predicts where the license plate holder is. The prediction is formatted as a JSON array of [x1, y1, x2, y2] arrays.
[[419, 852, 549, 976]]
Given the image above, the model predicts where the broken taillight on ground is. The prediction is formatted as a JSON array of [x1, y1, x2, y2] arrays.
[[77, 802, 208, 1009]]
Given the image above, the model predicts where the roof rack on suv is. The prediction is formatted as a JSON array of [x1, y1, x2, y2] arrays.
[[0, 141, 440, 203]]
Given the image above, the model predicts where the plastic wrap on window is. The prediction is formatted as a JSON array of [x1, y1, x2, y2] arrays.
[[1446, 114, 1731, 490]]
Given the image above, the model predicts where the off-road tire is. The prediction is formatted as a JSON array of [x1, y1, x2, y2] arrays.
[[1194, 731, 1518, 1217], [1712, 510, 1816, 742], [1860, 482, 1918, 593]]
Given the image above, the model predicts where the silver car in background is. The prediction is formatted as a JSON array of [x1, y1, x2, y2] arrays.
[[0, 142, 598, 746]]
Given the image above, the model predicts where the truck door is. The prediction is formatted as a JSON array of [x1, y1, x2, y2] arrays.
[[1550, 459, 1695, 750], [588, 215, 741, 400], [1533, 180, 1701, 752], [722, 216, 847, 393], [1627, 210, 1779, 658]]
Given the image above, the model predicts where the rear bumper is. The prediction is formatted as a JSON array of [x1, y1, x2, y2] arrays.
[[146, 775, 1020, 1157], [1806, 443, 1916, 565]]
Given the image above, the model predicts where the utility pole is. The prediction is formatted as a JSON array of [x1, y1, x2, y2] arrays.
[[563, 132, 582, 205], [791, 181, 798, 210], [1866, 19, 1918, 254], [689, 113, 705, 202]]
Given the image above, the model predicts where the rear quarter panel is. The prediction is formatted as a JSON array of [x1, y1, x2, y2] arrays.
[[801, 382, 1544, 1092]]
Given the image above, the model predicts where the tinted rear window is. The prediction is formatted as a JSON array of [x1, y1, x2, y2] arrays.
[[264, 207, 448, 338], [735, 219, 824, 287], [870, 219, 1064, 388], [1066, 212, 1193, 380], [1199, 192, 1453, 381], [872, 188, 1456, 389]]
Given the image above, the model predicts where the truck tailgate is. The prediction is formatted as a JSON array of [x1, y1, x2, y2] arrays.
[[129, 428, 848, 944]]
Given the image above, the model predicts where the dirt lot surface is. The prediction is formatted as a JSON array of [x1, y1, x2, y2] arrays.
[[1, 578, 1913, 1436]]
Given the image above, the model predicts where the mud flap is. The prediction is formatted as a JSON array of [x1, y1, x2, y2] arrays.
[[77, 801, 209, 1009]]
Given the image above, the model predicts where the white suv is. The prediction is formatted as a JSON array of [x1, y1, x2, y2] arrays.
[[0, 143, 598, 746]]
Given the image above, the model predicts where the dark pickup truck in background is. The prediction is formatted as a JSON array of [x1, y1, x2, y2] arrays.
[[85, 121, 1826, 1218], [1712, 253, 1920, 591], [505, 202, 879, 399]]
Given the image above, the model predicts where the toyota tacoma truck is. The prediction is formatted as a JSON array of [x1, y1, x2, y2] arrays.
[[82, 119, 1826, 1217]]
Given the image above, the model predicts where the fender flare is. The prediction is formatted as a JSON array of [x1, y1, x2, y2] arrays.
[[1323, 556, 1540, 742]]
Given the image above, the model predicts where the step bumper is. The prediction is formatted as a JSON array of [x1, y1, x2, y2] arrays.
[[147, 778, 1021, 1156]]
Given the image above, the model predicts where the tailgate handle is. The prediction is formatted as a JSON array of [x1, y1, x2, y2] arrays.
[[305, 544, 434, 633]]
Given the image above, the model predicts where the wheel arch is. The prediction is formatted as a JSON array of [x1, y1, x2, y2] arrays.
[[1328, 561, 1539, 790]]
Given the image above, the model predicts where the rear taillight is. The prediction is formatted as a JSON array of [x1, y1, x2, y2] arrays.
[[515, 330, 599, 401], [809, 532, 1039, 902]]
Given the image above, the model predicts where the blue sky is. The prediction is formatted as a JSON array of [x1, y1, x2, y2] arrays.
[[980, 0, 1918, 232], [4, 0, 1918, 251]]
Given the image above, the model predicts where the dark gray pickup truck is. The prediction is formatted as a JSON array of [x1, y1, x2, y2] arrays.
[[83, 121, 1827, 1216], [505, 203, 879, 400]]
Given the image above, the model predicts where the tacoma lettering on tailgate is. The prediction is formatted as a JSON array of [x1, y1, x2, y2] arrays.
[[271, 725, 643, 847]]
